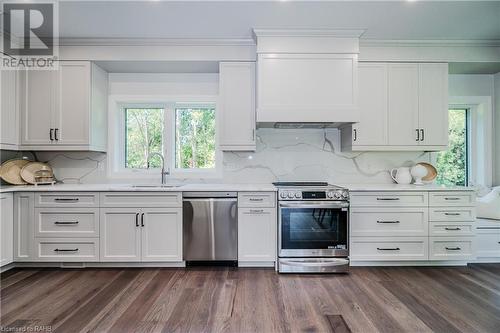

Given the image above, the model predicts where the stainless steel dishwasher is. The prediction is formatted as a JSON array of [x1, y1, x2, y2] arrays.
[[183, 192, 238, 265]]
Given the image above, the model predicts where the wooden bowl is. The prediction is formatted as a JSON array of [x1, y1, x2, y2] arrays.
[[417, 162, 437, 182]]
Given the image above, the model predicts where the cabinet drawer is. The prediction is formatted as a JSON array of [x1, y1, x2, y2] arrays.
[[100, 192, 182, 208], [429, 237, 475, 261], [350, 192, 428, 207], [350, 208, 428, 237], [35, 238, 99, 261], [350, 237, 428, 261], [34, 208, 99, 238], [429, 208, 475, 222], [476, 233, 500, 258], [35, 192, 98, 208], [429, 192, 475, 207], [476, 218, 500, 229], [238, 192, 276, 208], [429, 222, 475, 237]]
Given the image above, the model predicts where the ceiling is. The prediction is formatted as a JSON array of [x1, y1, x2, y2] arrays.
[[58, 1, 500, 41]]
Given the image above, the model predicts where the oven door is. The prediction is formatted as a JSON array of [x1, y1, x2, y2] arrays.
[[279, 201, 349, 257]]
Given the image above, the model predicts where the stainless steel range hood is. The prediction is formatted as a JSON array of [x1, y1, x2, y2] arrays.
[[258, 122, 350, 129]]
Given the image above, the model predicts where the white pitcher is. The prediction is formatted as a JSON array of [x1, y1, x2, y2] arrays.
[[390, 167, 412, 185]]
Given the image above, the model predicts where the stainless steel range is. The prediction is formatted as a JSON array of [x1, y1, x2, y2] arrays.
[[273, 182, 350, 273]]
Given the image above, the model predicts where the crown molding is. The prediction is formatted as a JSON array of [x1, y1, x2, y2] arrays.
[[360, 39, 500, 48], [57, 38, 257, 47], [253, 29, 366, 40]]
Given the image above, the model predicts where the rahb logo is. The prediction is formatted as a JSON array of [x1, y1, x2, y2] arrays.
[[1, 1, 59, 69]]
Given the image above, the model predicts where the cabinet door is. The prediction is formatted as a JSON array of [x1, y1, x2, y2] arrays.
[[1, 70, 19, 147], [21, 70, 54, 145], [219, 62, 256, 151], [238, 207, 276, 262], [141, 208, 182, 262], [353, 63, 388, 146], [53, 61, 90, 145], [387, 64, 419, 146], [418, 63, 448, 147], [1, 194, 14, 266], [100, 208, 141, 261], [13, 192, 34, 261], [257, 53, 358, 123]]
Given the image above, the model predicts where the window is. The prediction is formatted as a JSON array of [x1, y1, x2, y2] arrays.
[[435, 108, 470, 186], [125, 108, 164, 169], [111, 101, 219, 179], [175, 106, 216, 169]]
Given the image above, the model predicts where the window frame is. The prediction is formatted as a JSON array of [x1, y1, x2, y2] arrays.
[[108, 95, 221, 181]]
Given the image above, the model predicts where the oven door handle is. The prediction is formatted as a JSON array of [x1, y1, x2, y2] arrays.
[[279, 202, 349, 209], [279, 258, 349, 267]]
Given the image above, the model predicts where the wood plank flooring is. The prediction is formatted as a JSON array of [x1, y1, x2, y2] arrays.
[[1, 264, 500, 333]]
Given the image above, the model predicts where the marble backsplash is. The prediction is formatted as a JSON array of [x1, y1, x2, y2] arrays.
[[1, 129, 431, 185]]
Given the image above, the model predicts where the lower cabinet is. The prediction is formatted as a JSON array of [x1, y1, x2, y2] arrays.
[[1, 193, 14, 266], [100, 207, 182, 262], [34, 238, 99, 262], [350, 237, 428, 261], [475, 218, 500, 262], [238, 207, 276, 263]]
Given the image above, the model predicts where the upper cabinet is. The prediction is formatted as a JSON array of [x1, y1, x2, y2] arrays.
[[20, 61, 108, 151], [1, 70, 22, 150], [219, 62, 256, 151], [341, 62, 448, 151], [254, 30, 362, 125]]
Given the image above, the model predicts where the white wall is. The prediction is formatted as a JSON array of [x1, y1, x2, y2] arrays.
[[495, 73, 500, 186]]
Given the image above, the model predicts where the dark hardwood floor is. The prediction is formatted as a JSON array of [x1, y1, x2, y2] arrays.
[[1, 264, 500, 333]]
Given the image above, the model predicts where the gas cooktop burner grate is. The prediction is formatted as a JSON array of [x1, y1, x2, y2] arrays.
[[272, 182, 329, 187]]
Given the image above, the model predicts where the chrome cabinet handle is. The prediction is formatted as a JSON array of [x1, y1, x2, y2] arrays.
[[377, 198, 400, 201], [377, 247, 400, 251], [135, 213, 139, 227], [249, 209, 265, 213], [444, 197, 460, 201], [249, 198, 264, 202], [141, 213, 145, 227], [445, 247, 461, 251], [415, 129, 420, 141], [444, 213, 460, 216], [54, 198, 79, 202], [420, 129, 424, 141], [377, 220, 400, 224], [54, 248, 79, 252], [54, 221, 79, 225], [445, 227, 461, 231]]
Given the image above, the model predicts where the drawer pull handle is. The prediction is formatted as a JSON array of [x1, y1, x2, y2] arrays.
[[249, 209, 265, 213], [249, 198, 264, 201], [54, 248, 79, 252], [54, 198, 80, 202], [445, 247, 461, 251], [444, 198, 460, 201], [376, 198, 400, 201], [377, 247, 400, 251], [135, 213, 139, 227], [54, 221, 79, 225], [377, 220, 400, 224], [445, 227, 461, 231], [444, 213, 460, 216]]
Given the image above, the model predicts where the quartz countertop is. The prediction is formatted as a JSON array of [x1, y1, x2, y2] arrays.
[[341, 183, 475, 192]]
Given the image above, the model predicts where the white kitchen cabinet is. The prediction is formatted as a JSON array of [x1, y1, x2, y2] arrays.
[[13, 192, 35, 261], [342, 62, 448, 151], [219, 62, 256, 151], [387, 63, 420, 146], [418, 63, 449, 147], [342, 63, 388, 149], [1, 70, 21, 149], [100, 207, 182, 262], [238, 207, 277, 264], [20, 61, 108, 151], [141, 208, 182, 262], [1, 193, 14, 266], [257, 53, 359, 123], [100, 208, 141, 262]]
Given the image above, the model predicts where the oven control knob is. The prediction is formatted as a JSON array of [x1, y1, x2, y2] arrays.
[[287, 192, 295, 199], [334, 191, 342, 199], [327, 191, 334, 198], [294, 192, 301, 199], [280, 192, 287, 199], [342, 191, 349, 199]]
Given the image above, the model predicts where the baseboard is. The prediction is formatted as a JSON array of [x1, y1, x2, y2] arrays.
[[350, 260, 470, 267], [0, 263, 16, 273], [12, 261, 186, 268], [238, 261, 275, 268]]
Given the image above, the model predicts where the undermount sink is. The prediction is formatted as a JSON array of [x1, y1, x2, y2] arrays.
[[131, 184, 180, 188]]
